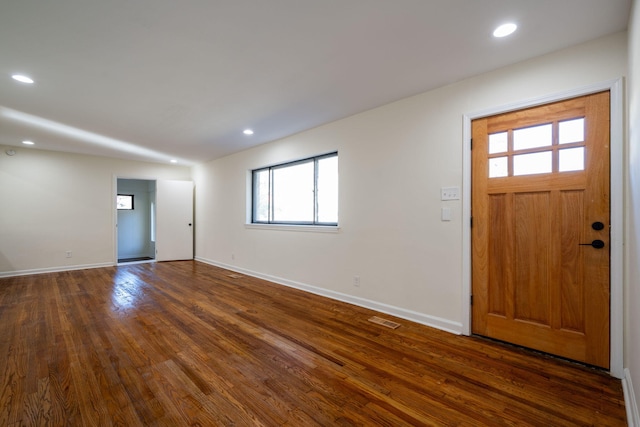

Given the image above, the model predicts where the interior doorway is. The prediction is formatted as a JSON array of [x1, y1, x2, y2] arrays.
[[117, 178, 156, 263]]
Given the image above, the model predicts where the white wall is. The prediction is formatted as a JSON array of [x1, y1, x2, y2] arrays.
[[626, 0, 640, 422], [194, 32, 628, 331], [0, 147, 190, 275]]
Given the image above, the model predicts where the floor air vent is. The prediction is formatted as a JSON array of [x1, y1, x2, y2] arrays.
[[368, 316, 401, 329]]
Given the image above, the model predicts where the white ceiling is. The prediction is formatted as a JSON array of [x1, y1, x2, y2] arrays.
[[0, 0, 631, 165]]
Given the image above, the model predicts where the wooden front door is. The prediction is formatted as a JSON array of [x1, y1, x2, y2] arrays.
[[471, 92, 610, 368]]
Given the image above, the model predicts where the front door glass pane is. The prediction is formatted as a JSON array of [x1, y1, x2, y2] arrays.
[[489, 132, 508, 154], [513, 123, 552, 151], [559, 118, 585, 144], [489, 156, 508, 178], [513, 151, 552, 176], [559, 147, 585, 172]]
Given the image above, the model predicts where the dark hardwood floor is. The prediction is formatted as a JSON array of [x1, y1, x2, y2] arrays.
[[0, 261, 627, 426]]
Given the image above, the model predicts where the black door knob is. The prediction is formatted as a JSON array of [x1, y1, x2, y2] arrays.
[[592, 221, 605, 231], [579, 239, 605, 249]]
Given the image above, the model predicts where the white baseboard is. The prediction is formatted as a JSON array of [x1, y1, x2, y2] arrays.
[[195, 256, 463, 335], [0, 262, 114, 278], [624, 368, 640, 427]]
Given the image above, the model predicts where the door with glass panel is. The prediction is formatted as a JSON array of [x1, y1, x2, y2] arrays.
[[471, 92, 610, 368]]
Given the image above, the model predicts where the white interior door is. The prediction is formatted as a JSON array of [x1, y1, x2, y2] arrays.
[[156, 180, 194, 261]]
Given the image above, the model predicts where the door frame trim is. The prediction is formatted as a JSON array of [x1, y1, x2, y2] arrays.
[[461, 78, 624, 378]]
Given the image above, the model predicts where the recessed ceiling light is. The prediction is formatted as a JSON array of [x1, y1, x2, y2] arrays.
[[12, 74, 34, 84], [493, 23, 517, 38], [243, 129, 254, 135], [170, 159, 177, 163], [22, 140, 35, 145]]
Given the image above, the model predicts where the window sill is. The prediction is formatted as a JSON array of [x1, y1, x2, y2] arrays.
[[245, 223, 340, 233]]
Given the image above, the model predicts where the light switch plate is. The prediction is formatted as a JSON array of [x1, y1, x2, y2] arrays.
[[441, 207, 452, 221], [441, 186, 460, 201]]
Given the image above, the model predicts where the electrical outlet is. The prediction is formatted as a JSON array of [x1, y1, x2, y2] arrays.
[[65, 251, 72, 258], [231, 253, 235, 260], [353, 276, 360, 287]]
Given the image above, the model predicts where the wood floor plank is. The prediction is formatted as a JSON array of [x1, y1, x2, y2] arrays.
[[0, 261, 627, 425]]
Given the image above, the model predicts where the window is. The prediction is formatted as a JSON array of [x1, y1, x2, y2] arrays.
[[252, 152, 338, 225], [488, 117, 586, 178], [117, 194, 134, 210]]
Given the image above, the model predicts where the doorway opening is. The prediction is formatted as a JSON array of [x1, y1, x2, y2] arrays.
[[117, 179, 156, 264]]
